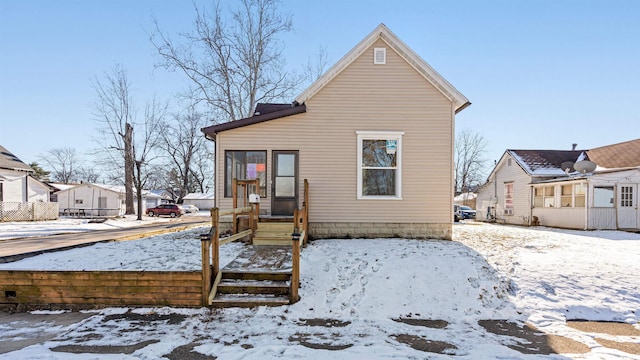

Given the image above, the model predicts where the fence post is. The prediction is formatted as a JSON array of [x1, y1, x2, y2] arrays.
[[290, 231, 300, 303], [200, 232, 212, 306]]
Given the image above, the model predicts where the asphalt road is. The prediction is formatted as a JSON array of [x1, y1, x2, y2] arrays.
[[0, 217, 210, 263]]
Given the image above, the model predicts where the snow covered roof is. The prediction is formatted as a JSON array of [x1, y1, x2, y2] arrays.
[[183, 192, 214, 200], [454, 192, 477, 202], [54, 183, 161, 198], [508, 149, 586, 176], [0, 145, 33, 173]]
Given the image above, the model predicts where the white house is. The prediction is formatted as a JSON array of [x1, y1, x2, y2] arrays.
[[0, 145, 56, 221], [54, 183, 163, 217], [182, 192, 214, 210], [0, 145, 50, 203], [477, 138, 640, 230]]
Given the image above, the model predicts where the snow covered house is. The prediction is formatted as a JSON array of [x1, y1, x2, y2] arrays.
[[202, 24, 470, 240], [477, 138, 640, 230], [54, 183, 163, 217], [182, 192, 214, 210]]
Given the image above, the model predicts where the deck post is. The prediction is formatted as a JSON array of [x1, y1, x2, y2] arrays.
[[200, 234, 211, 306], [290, 232, 301, 303], [232, 179, 238, 234], [211, 208, 220, 278]]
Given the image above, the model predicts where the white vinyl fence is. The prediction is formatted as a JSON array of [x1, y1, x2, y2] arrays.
[[0, 202, 59, 222]]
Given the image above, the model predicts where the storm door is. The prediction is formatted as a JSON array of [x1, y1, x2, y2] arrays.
[[618, 184, 638, 229], [271, 151, 298, 216]]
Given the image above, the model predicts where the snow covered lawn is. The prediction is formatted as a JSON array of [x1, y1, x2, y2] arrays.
[[0, 222, 639, 359]]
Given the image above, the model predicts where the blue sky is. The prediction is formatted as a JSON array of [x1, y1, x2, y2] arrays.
[[1, 0, 639, 170]]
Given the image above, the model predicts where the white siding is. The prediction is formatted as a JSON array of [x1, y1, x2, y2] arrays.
[[480, 154, 532, 225], [56, 185, 125, 215], [532, 207, 586, 229], [216, 39, 455, 225]]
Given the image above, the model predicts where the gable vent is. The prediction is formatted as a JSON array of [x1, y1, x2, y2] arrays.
[[374, 48, 386, 64]]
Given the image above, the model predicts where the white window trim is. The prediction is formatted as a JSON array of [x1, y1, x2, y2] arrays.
[[373, 48, 386, 64], [356, 131, 404, 200]]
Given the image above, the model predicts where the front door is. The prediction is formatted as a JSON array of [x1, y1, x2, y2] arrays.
[[271, 151, 298, 216], [618, 184, 638, 229]]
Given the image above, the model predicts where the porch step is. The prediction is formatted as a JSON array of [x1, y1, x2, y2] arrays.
[[222, 270, 291, 281], [210, 270, 292, 308], [253, 222, 294, 246], [210, 294, 290, 308], [217, 279, 289, 295]]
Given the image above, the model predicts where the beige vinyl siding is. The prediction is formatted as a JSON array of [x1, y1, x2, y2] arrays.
[[217, 39, 454, 224]]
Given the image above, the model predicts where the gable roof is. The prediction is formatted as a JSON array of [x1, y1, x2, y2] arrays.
[[508, 149, 587, 176], [202, 24, 470, 139], [586, 138, 640, 169], [295, 23, 470, 113], [0, 145, 33, 173]]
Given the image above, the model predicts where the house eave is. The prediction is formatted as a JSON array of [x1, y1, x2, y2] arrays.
[[201, 104, 307, 139]]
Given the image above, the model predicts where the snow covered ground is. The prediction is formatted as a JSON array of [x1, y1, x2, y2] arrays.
[[0, 214, 210, 241], [0, 222, 639, 359]]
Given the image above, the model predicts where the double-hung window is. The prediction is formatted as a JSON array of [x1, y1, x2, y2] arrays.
[[504, 182, 514, 214], [356, 131, 403, 199]]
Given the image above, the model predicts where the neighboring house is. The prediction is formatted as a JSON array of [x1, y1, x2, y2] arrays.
[[149, 189, 174, 204], [202, 24, 470, 240], [182, 192, 214, 210], [454, 192, 477, 209], [0, 145, 51, 203], [54, 183, 163, 216], [477, 138, 640, 230]]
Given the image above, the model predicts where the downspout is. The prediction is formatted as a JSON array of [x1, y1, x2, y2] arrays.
[[584, 181, 589, 230], [23, 175, 28, 202]]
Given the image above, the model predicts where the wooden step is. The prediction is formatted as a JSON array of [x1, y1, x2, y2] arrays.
[[252, 238, 293, 246], [217, 279, 290, 295], [210, 294, 290, 308], [222, 270, 291, 282]]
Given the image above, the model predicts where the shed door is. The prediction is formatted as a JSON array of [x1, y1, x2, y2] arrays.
[[271, 151, 298, 216], [618, 184, 638, 229]]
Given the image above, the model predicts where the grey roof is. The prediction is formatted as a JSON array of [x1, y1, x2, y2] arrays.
[[0, 145, 33, 173]]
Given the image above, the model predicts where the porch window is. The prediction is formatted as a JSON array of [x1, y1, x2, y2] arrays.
[[225, 151, 267, 197], [533, 187, 543, 207], [574, 184, 586, 207], [594, 186, 614, 207], [543, 186, 555, 207], [504, 183, 513, 213], [356, 131, 403, 199], [561, 185, 573, 207]]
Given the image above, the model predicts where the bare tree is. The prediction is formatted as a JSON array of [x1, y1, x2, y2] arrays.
[[92, 65, 136, 213], [151, 0, 296, 122], [38, 147, 79, 183], [76, 166, 100, 183], [302, 45, 331, 84], [160, 108, 212, 202], [92, 65, 165, 217], [455, 130, 488, 196]]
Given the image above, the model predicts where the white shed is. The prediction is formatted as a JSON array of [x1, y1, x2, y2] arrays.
[[182, 192, 214, 210]]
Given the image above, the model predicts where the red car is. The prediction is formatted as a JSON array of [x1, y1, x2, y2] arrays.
[[146, 204, 183, 218]]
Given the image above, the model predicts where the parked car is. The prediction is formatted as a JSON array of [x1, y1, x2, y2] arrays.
[[181, 204, 199, 214], [455, 204, 476, 220], [146, 204, 183, 218]]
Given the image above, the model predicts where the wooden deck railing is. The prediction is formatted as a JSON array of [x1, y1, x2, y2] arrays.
[[290, 179, 309, 303], [200, 204, 258, 305]]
